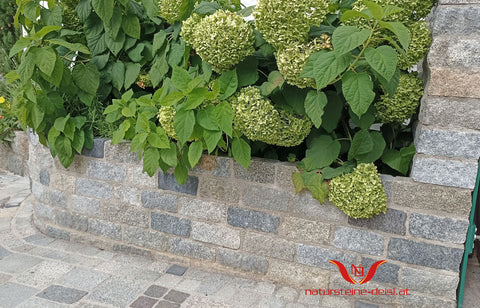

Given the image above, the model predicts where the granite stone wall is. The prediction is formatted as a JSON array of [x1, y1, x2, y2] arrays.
[[27, 131, 471, 307], [0, 130, 29, 176]]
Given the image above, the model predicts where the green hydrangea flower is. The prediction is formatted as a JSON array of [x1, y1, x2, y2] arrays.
[[158, 0, 184, 24], [157, 106, 177, 139], [351, 0, 435, 22], [276, 35, 332, 88], [398, 21, 432, 69], [230, 87, 312, 147], [253, 0, 330, 50], [329, 163, 387, 219], [375, 72, 424, 124], [181, 10, 254, 72]]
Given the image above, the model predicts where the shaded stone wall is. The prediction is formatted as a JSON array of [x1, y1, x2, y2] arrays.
[[0, 131, 29, 175], [27, 131, 471, 307]]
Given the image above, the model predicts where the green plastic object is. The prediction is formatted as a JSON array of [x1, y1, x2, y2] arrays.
[[457, 161, 480, 308]]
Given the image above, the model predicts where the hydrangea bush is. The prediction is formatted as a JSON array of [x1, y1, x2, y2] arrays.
[[7, 0, 436, 218]]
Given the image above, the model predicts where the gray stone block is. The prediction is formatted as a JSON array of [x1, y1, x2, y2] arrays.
[[428, 36, 480, 72], [141, 191, 178, 212], [0, 282, 39, 307], [0, 245, 10, 259], [48, 190, 67, 208], [37, 285, 87, 304], [379, 174, 394, 200], [82, 138, 105, 158], [397, 293, 456, 308], [127, 165, 157, 188], [77, 178, 112, 199], [279, 217, 330, 244], [387, 238, 463, 271], [348, 208, 407, 235], [34, 201, 55, 222], [179, 198, 226, 222], [427, 69, 480, 99], [88, 219, 122, 240], [293, 192, 347, 222], [71, 195, 100, 216], [241, 185, 291, 212], [144, 285, 169, 298], [151, 213, 191, 237], [56, 268, 111, 292], [158, 172, 198, 196], [87, 160, 127, 182], [409, 213, 469, 244], [39, 169, 50, 186], [355, 301, 379, 308], [233, 159, 275, 184], [420, 96, 480, 131], [191, 155, 232, 177], [56, 210, 88, 232], [123, 226, 168, 251], [164, 290, 190, 303], [227, 206, 280, 233], [400, 267, 459, 299], [198, 177, 241, 203], [101, 202, 149, 228], [296, 244, 356, 270], [168, 237, 215, 261], [166, 265, 187, 276], [130, 296, 158, 308], [192, 222, 240, 249], [87, 277, 146, 307], [217, 248, 269, 274], [113, 186, 139, 205], [333, 227, 385, 256], [104, 141, 140, 163], [268, 259, 330, 287], [45, 226, 70, 241], [432, 5, 480, 36], [360, 257, 399, 285], [415, 125, 480, 159], [244, 232, 296, 261], [113, 244, 152, 257], [411, 154, 477, 189]]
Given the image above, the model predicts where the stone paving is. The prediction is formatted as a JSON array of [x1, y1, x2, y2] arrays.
[[0, 170, 354, 308]]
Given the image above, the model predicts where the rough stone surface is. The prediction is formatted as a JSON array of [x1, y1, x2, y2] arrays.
[[56, 211, 88, 232], [141, 191, 178, 212], [293, 192, 347, 223], [164, 290, 190, 303], [76, 178, 112, 199], [241, 185, 290, 212], [275, 163, 297, 193], [401, 267, 459, 299], [166, 265, 187, 276], [45, 226, 70, 241], [113, 186, 140, 205], [88, 219, 122, 240], [192, 155, 231, 177], [387, 238, 463, 271], [296, 244, 356, 270], [244, 232, 296, 261], [432, 5, 480, 36], [415, 125, 480, 159], [104, 142, 140, 163], [87, 160, 127, 182], [34, 201, 55, 221], [123, 226, 168, 251], [198, 177, 241, 204], [39, 169, 50, 186], [428, 36, 480, 71], [179, 198, 226, 222], [392, 177, 472, 215], [397, 293, 456, 308], [427, 69, 480, 99], [420, 96, 480, 131], [151, 213, 191, 237], [158, 173, 198, 196], [354, 301, 380, 308], [191, 222, 240, 249], [409, 213, 469, 244], [279, 217, 330, 244], [37, 285, 88, 304], [71, 195, 100, 216], [348, 208, 407, 235], [167, 238, 215, 261], [333, 227, 385, 256], [360, 257, 400, 285], [0, 282, 39, 307], [411, 154, 478, 189], [127, 165, 157, 188], [227, 207, 280, 234], [268, 259, 329, 287], [101, 203, 149, 228], [217, 248, 269, 274], [233, 159, 275, 184], [144, 285, 169, 298], [50, 173, 76, 194], [82, 138, 105, 158]]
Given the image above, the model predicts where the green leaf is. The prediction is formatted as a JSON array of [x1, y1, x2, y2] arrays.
[[147, 131, 170, 148], [332, 26, 371, 55], [236, 56, 259, 87], [364, 46, 398, 81], [174, 109, 195, 144], [186, 87, 209, 109], [71, 116, 87, 129], [302, 172, 329, 204], [301, 51, 351, 90], [214, 101, 233, 137], [72, 129, 85, 154], [131, 132, 148, 152], [122, 14, 141, 39], [40, 56, 63, 87], [218, 69, 238, 100], [342, 71, 375, 117], [302, 135, 341, 171], [142, 0, 159, 20], [232, 138, 251, 170], [84, 128, 94, 150], [259, 71, 284, 96], [143, 147, 160, 176], [376, 67, 400, 97], [72, 62, 100, 95], [172, 66, 192, 93], [31, 104, 44, 130], [174, 162, 189, 185], [322, 92, 344, 133], [340, 10, 371, 22], [107, 7, 122, 38], [382, 144, 415, 175], [127, 43, 145, 62], [32, 47, 56, 76], [111, 120, 131, 144], [121, 102, 136, 117], [188, 141, 203, 167], [55, 135, 74, 167], [160, 143, 178, 166], [35, 25, 62, 39], [168, 41, 186, 67], [356, 131, 386, 163], [92, 0, 114, 23], [9, 38, 31, 58], [105, 31, 125, 56], [292, 172, 305, 194], [193, 1, 222, 15], [349, 106, 376, 129], [150, 54, 169, 87], [124, 62, 141, 89], [384, 5, 404, 18], [379, 21, 410, 51], [322, 162, 356, 180], [348, 129, 373, 160], [203, 129, 222, 153], [76, 0, 92, 22], [152, 31, 167, 54], [111, 61, 125, 90], [54, 116, 69, 132], [363, 0, 384, 20], [197, 106, 218, 130], [305, 91, 328, 128], [48, 126, 60, 157], [159, 91, 185, 106], [18, 54, 35, 82], [47, 39, 90, 54]]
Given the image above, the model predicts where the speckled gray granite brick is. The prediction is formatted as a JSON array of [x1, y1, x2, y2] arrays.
[[409, 213, 469, 244], [88, 219, 122, 240], [400, 267, 459, 299], [432, 5, 480, 36], [333, 227, 384, 256], [233, 159, 276, 184], [151, 213, 191, 237], [76, 178, 112, 199], [45, 226, 70, 241], [167, 237, 215, 261], [348, 208, 406, 235], [227, 207, 280, 234], [241, 185, 291, 212], [56, 211, 88, 232], [360, 257, 399, 285], [39, 169, 50, 186], [123, 226, 168, 251], [217, 248, 269, 274], [296, 244, 355, 270], [141, 191, 178, 212], [87, 160, 127, 182], [82, 138, 105, 158], [71, 195, 100, 216]]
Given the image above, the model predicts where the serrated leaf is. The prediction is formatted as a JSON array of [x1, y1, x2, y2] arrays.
[[40, 55, 63, 87], [150, 54, 169, 87], [168, 41, 185, 67], [376, 67, 400, 96], [72, 62, 100, 95], [214, 101, 233, 137], [172, 66, 193, 93], [218, 69, 238, 100], [143, 147, 160, 176], [292, 172, 305, 194], [9, 38, 30, 58], [203, 129, 222, 153], [31, 104, 44, 130], [197, 106, 218, 130], [159, 91, 185, 106], [174, 162, 189, 185], [364, 46, 398, 81], [301, 51, 351, 90], [322, 162, 356, 180], [332, 26, 371, 55], [92, 0, 114, 24], [122, 14, 141, 39], [174, 109, 195, 144], [340, 10, 371, 22], [152, 31, 167, 54], [124, 62, 141, 89], [160, 143, 178, 166], [188, 141, 203, 167], [147, 131, 170, 148], [305, 91, 327, 128], [302, 172, 329, 204], [32, 47, 56, 76], [142, 0, 159, 20], [232, 138, 251, 170], [342, 71, 375, 117], [105, 31, 125, 56], [302, 135, 341, 171], [348, 129, 373, 160], [379, 21, 410, 51], [363, 0, 384, 20], [54, 116, 69, 132]]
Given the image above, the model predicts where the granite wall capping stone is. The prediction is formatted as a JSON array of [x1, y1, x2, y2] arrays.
[[419, 96, 480, 130]]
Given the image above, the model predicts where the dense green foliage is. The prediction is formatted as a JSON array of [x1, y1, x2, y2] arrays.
[[7, 0, 435, 218]]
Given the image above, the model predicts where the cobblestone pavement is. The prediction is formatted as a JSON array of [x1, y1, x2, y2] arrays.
[[0, 171, 347, 308]]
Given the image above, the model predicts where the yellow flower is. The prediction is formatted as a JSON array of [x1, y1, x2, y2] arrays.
[[0, 97, 5, 104]]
